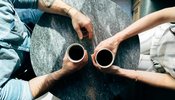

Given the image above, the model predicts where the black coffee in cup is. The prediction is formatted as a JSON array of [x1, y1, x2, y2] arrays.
[[96, 49, 113, 67], [68, 44, 84, 61]]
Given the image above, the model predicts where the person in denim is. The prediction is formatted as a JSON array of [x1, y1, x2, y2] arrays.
[[0, 0, 93, 99]]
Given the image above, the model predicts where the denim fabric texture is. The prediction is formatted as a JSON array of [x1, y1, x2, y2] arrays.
[[16, 9, 43, 25], [0, 0, 40, 99]]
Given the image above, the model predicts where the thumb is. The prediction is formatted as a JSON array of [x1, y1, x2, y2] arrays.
[[111, 65, 121, 71]]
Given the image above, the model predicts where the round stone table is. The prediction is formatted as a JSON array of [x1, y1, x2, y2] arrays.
[[30, 0, 140, 99]]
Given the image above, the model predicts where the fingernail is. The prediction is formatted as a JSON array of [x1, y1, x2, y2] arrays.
[[80, 36, 83, 40]]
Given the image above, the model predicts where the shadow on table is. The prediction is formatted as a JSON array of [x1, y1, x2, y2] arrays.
[[135, 82, 175, 100]]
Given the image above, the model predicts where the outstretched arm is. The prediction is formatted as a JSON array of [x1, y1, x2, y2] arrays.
[[29, 50, 88, 98], [38, 0, 72, 16], [91, 58, 175, 90], [29, 69, 65, 98], [114, 7, 175, 42], [113, 66, 175, 90]]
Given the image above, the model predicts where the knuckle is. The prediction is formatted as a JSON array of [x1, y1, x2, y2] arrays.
[[85, 20, 91, 25], [74, 26, 79, 30]]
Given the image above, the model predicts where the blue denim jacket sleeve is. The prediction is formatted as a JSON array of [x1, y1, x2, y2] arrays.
[[0, 48, 33, 99], [0, 0, 33, 52], [16, 9, 43, 24], [9, 0, 38, 8], [0, 79, 33, 100]]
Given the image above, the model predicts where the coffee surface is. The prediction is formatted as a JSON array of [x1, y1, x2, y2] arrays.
[[97, 50, 113, 66], [69, 45, 84, 61]]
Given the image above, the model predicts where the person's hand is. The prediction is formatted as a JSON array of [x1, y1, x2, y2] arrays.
[[94, 36, 120, 55], [61, 49, 88, 76], [68, 8, 93, 40], [91, 35, 121, 68]]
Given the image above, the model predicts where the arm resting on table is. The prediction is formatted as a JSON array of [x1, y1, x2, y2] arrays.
[[29, 69, 66, 98], [115, 67, 175, 90], [37, 0, 93, 39], [38, 0, 76, 18]]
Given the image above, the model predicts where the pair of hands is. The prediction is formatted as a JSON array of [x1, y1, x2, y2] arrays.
[[61, 8, 121, 76], [61, 38, 121, 76]]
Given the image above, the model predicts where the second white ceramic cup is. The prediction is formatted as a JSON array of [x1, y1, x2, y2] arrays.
[[95, 48, 115, 68]]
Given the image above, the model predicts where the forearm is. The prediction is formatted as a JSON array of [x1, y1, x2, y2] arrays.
[[29, 69, 66, 98], [116, 68, 175, 90], [114, 7, 175, 42], [38, 0, 76, 17]]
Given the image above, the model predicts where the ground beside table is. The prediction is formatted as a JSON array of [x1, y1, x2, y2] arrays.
[[30, 0, 140, 99]]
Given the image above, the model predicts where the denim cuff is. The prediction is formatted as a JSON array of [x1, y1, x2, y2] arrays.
[[12, 0, 38, 9], [0, 79, 33, 100]]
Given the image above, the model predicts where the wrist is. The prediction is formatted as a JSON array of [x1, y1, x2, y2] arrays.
[[113, 66, 122, 75], [66, 7, 78, 18], [59, 68, 70, 76], [113, 32, 126, 44], [116, 68, 138, 81], [47, 69, 65, 82], [111, 35, 122, 48]]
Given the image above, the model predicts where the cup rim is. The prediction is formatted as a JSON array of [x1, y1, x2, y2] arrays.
[[66, 43, 85, 63], [95, 48, 115, 68]]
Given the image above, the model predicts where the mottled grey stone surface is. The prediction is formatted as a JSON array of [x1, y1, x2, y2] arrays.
[[111, 0, 132, 17], [30, 0, 140, 99]]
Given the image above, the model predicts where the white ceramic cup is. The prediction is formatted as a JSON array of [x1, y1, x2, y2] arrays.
[[95, 48, 115, 68], [66, 43, 85, 63]]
